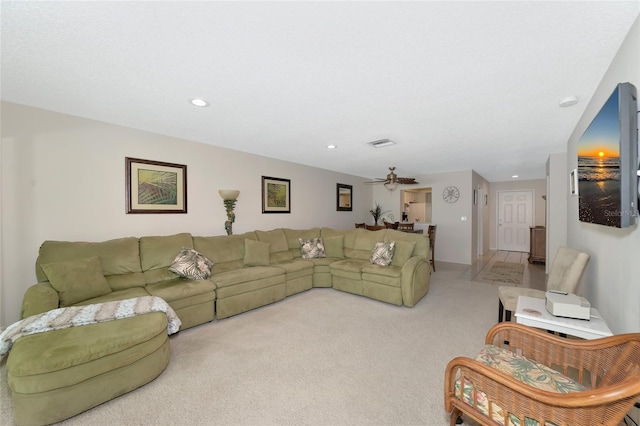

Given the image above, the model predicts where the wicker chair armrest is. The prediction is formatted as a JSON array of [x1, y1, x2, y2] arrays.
[[444, 355, 640, 426]]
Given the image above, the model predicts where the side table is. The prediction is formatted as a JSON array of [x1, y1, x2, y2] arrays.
[[515, 296, 612, 340]]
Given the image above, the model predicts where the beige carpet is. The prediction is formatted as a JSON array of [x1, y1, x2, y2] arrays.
[[0, 264, 497, 426], [482, 261, 525, 285]]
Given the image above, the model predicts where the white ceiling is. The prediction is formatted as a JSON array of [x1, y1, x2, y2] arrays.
[[2, 1, 639, 182]]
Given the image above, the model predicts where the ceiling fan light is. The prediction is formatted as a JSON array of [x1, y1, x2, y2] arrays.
[[385, 182, 398, 191]]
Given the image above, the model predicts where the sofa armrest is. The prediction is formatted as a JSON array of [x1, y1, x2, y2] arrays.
[[21, 283, 59, 319], [400, 257, 431, 307]]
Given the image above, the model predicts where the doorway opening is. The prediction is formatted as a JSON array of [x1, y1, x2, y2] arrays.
[[400, 188, 432, 223]]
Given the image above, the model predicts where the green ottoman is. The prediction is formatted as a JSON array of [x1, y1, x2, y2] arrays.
[[7, 312, 170, 426]]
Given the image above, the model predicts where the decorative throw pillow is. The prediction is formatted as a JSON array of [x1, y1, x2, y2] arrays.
[[391, 240, 416, 267], [243, 239, 271, 266], [324, 235, 345, 258], [41, 255, 112, 307], [370, 241, 395, 266], [299, 238, 326, 259], [169, 247, 214, 280]]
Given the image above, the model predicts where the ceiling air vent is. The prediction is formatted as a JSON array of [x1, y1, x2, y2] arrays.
[[367, 138, 396, 148]]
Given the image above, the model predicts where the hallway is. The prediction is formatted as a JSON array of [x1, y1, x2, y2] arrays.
[[464, 250, 547, 291]]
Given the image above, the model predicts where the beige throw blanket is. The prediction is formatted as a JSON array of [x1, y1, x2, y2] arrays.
[[0, 296, 181, 357]]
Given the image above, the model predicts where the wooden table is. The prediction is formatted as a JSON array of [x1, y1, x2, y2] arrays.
[[515, 296, 612, 340]]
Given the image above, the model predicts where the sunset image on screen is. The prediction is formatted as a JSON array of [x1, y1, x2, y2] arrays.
[[577, 87, 621, 227]]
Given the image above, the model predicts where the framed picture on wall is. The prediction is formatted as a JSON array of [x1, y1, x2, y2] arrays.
[[125, 157, 187, 214], [337, 183, 352, 211], [262, 176, 291, 213]]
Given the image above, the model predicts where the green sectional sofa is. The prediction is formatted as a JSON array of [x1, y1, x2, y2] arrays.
[[9, 227, 431, 425]]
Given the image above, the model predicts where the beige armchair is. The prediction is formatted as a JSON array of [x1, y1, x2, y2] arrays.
[[444, 322, 640, 426], [498, 246, 589, 322]]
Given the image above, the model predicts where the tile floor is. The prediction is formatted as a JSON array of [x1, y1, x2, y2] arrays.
[[464, 250, 547, 291]]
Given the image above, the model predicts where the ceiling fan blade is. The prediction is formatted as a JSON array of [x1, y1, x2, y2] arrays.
[[364, 180, 387, 184], [396, 177, 418, 184]]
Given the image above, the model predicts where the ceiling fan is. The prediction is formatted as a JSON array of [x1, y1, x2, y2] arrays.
[[365, 167, 419, 190]]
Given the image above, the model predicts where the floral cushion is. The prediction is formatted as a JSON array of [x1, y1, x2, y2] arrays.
[[169, 248, 214, 280], [455, 344, 586, 426], [299, 238, 326, 259], [370, 241, 395, 266]]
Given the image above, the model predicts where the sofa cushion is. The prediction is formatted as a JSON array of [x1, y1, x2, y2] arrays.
[[299, 238, 326, 259], [76, 287, 151, 306], [243, 239, 270, 266], [384, 229, 428, 258], [211, 266, 284, 288], [324, 235, 345, 258], [322, 228, 357, 258], [455, 344, 586, 426], [283, 228, 321, 257], [391, 240, 416, 266], [255, 229, 293, 262], [41, 256, 112, 307], [139, 233, 194, 272], [193, 232, 257, 273], [146, 278, 216, 302], [168, 248, 213, 280], [350, 229, 387, 260], [7, 312, 168, 394], [370, 242, 395, 266], [36, 237, 143, 284]]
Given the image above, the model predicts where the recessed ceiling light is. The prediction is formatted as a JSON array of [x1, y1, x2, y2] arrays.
[[190, 98, 209, 107], [559, 96, 578, 108], [512, 175, 519, 178], [327, 144, 337, 149]]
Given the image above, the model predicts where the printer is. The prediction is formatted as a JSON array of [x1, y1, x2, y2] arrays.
[[545, 290, 591, 320]]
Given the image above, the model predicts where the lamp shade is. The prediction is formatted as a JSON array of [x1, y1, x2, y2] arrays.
[[384, 182, 398, 191], [218, 189, 240, 200]]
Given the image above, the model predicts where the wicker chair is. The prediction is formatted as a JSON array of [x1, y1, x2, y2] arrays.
[[444, 322, 640, 426]]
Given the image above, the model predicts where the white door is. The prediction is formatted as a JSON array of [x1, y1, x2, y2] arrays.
[[498, 190, 533, 252]]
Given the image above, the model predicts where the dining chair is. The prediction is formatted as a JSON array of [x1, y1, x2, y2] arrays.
[[397, 222, 414, 231], [427, 225, 436, 271]]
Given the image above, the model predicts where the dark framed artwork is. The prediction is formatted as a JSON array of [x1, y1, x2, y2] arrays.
[[125, 157, 187, 214], [262, 176, 291, 213], [337, 183, 353, 211]]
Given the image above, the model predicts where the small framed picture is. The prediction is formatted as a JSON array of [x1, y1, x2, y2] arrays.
[[262, 176, 291, 213], [125, 157, 187, 214], [337, 183, 352, 211], [570, 169, 578, 196]]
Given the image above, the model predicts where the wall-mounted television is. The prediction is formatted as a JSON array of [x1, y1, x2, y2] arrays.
[[578, 82, 638, 228]]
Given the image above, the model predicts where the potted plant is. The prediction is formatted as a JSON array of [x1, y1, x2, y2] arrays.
[[369, 203, 390, 226]]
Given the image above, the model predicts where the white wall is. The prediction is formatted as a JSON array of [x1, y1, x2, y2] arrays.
[[565, 17, 640, 334], [373, 170, 474, 265], [546, 152, 568, 273], [0, 102, 373, 327]]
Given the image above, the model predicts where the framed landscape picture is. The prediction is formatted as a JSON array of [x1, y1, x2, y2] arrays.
[[126, 157, 187, 214], [262, 176, 290, 213]]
